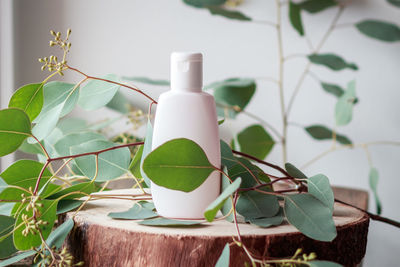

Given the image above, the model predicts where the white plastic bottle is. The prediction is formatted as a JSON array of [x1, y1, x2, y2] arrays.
[[151, 52, 221, 219]]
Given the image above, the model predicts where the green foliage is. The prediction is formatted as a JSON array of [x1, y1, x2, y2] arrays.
[[369, 167, 382, 214], [299, 0, 337, 13], [321, 82, 344, 98], [129, 145, 144, 179], [140, 120, 154, 187], [335, 80, 356, 126], [236, 190, 279, 219], [183, 0, 226, 8], [284, 194, 337, 241], [220, 140, 237, 169], [71, 140, 131, 182], [0, 250, 36, 267], [138, 217, 202, 226], [13, 199, 58, 250], [54, 131, 107, 156], [106, 91, 131, 114], [305, 125, 352, 145], [143, 138, 216, 192], [78, 74, 120, 110], [307, 174, 334, 212], [388, 0, 400, 7], [207, 6, 251, 21], [285, 163, 307, 178], [57, 117, 88, 134], [8, 83, 44, 121], [308, 261, 343, 267], [247, 208, 284, 228], [122, 76, 170, 86], [356, 20, 400, 42], [56, 200, 83, 214], [237, 124, 275, 160], [108, 203, 157, 220], [0, 108, 31, 157], [289, 1, 304, 36], [0, 215, 17, 259], [215, 243, 230, 267], [220, 168, 234, 222], [227, 157, 271, 188], [308, 54, 358, 71], [47, 182, 98, 200], [204, 177, 241, 222], [46, 218, 74, 249], [0, 160, 52, 200], [209, 78, 256, 118]]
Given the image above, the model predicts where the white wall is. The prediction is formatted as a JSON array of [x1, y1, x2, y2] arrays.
[[9, 0, 400, 265]]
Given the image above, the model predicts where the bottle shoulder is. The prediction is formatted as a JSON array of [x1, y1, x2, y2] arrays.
[[158, 90, 214, 101]]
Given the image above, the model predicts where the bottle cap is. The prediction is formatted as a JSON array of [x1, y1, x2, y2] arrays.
[[170, 52, 202, 92]]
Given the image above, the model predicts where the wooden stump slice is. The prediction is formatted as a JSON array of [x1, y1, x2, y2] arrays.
[[64, 187, 369, 267]]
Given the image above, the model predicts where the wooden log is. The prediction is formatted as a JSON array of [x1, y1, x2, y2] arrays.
[[64, 187, 369, 267]]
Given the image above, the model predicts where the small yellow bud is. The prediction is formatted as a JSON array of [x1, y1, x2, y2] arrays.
[[49, 41, 55, 46], [56, 32, 61, 38], [50, 30, 56, 36], [67, 43, 71, 48], [67, 28, 72, 37], [308, 252, 317, 260]]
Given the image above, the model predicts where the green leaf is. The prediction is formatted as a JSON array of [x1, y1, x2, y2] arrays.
[[183, 0, 226, 8], [106, 91, 131, 113], [308, 260, 343, 267], [321, 82, 344, 98], [140, 120, 154, 187], [305, 125, 352, 145], [57, 200, 83, 214], [143, 138, 216, 192], [138, 217, 202, 226], [129, 145, 144, 178], [78, 74, 120, 110], [308, 54, 358, 71], [57, 117, 88, 135], [0, 203, 14, 216], [122, 76, 170, 86], [9, 83, 44, 121], [0, 215, 17, 259], [388, 0, 400, 7], [299, 0, 337, 13], [237, 124, 275, 160], [289, 1, 304, 36], [0, 250, 36, 267], [220, 168, 234, 222], [285, 163, 307, 178], [284, 194, 337, 241], [356, 20, 400, 42], [71, 140, 131, 182], [247, 208, 284, 228], [13, 199, 58, 250], [108, 204, 158, 220], [215, 243, 230, 267], [210, 78, 256, 118], [207, 6, 251, 21], [307, 174, 334, 212], [47, 182, 98, 200], [369, 167, 382, 214], [54, 131, 107, 157], [236, 190, 279, 219], [227, 157, 271, 188], [0, 108, 31, 157], [0, 160, 52, 200], [204, 178, 241, 222], [220, 140, 236, 169], [18, 139, 44, 155], [218, 119, 225, 125], [335, 80, 356, 126], [46, 218, 74, 249]]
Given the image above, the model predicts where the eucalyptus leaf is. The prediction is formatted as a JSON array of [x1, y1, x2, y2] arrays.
[[0, 203, 14, 216], [122, 76, 170, 86], [321, 82, 344, 98], [8, 83, 44, 121], [369, 167, 382, 214], [308, 260, 343, 267], [57, 200, 83, 214], [220, 168, 234, 222], [289, 1, 304, 36], [207, 6, 251, 21], [284, 194, 337, 241], [71, 140, 131, 182], [236, 190, 279, 219], [356, 20, 400, 42], [46, 218, 74, 249], [204, 177, 241, 222], [227, 157, 271, 188], [307, 174, 334, 212], [54, 131, 107, 157], [130, 145, 144, 178], [78, 74, 120, 110], [106, 91, 131, 113], [0, 215, 17, 259], [237, 124, 275, 160], [0, 108, 31, 157], [143, 138, 216, 192], [13, 199, 58, 250], [215, 243, 230, 267], [138, 217, 202, 226], [305, 125, 352, 145], [247, 208, 284, 228], [19, 139, 44, 155], [308, 54, 358, 71], [31, 103, 64, 142], [335, 80, 356, 126], [285, 163, 307, 178], [388, 0, 400, 7], [220, 140, 237, 169], [183, 0, 226, 8], [0, 250, 36, 267], [47, 182, 98, 200], [140, 120, 154, 187], [299, 0, 337, 13], [57, 117, 88, 134], [108, 204, 157, 220]]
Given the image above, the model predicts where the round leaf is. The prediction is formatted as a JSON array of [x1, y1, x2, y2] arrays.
[[356, 20, 400, 42], [143, 138, 216, 192], [215, 243, 230, 267], [299, 0, 337, 13], [236, 190, 279, 219], [8, 83, 43, 121], [307, 174, 334, 212], [237, 124, 275, 160], [0, 215, 17, 259], [138, 217, 202, 226]]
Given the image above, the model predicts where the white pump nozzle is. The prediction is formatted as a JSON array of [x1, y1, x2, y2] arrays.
[[170, 52, 203, 92]]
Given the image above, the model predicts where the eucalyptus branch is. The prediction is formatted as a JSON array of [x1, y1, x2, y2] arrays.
[[31, 135, 50, 159]]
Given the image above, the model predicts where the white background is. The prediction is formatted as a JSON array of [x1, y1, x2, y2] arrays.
[[2, 0, 400, 265]]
